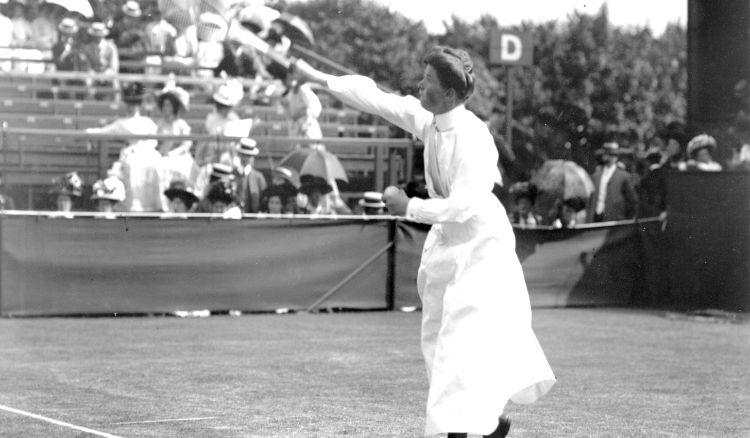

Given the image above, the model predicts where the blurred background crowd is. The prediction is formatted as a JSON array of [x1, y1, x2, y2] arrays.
[[0, 0, 749, 223]]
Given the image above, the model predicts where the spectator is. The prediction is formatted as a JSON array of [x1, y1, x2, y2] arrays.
[[115, 1, 148, 74], [507, 182, 542, 226], [358, 191, 386, 215], [281, 76, 323, 148], [87, 82, 162, 212], [49, 171, 82, 213], [194, 12, 227, 81], [84, 21, 119, 99], [205, 179, 242, 219], [91, 175, 126, 215], [163, 179, 199, 213], [551, 197, 587, 229], [637, 146, 668, 218], [85, 22, 119, 74], [51, 17, 90, 98], [196, 79, 243, 167], [0, 10, 12, 72], [142, 5, 176, 75], [661, 121, 687, 170], [236, 137, 267, 213], [155, 82, 198, 191], [268, 166, 299, 213], [297, 175, 334, 215], [728, 144, 750, 171], [30, 1, 58, 51], [194, 162, 235, 213], [586, 141, 639, 222], [260, 185, 287, 214], [8, 0, 32, 48], [685, 134, 723, 171], [0, 172, 16, 210]]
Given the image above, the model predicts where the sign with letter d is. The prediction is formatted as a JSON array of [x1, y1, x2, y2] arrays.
[[490, 30, 533, 66]]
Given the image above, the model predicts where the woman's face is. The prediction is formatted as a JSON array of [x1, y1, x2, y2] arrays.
[[170, 197, 188, 213], [417, 65, 451, 114], [56, 195, 72, 212], [161, 99, 175, 120], [695, 148, 713, 164], [267, 195, 283, 214]]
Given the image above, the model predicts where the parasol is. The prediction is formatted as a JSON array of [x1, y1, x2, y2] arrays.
[[279, 148, 348, 184], [529, 159, 594, 221], [46, 0, 93, 18]]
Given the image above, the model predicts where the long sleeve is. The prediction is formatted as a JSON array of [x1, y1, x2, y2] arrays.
[[326, 75, 431, 140], [405, 121, 499, 224]]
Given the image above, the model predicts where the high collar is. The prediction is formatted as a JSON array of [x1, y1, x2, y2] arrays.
[[434, 105, 464, 131]]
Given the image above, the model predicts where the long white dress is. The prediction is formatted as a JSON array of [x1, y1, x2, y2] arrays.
[[326, 75, 555, 436]]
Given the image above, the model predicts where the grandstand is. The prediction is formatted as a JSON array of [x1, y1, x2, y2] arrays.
[[0, 68, 415, 210]]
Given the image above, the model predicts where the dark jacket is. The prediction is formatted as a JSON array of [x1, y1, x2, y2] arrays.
[[587, 165, 639, 222]]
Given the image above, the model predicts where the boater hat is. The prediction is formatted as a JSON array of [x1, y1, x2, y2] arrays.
[[87, 22, 109, 38], [359, 191, 385, 209], [122, 0, 142, 18], [237, 137, 260, 156], [57, 17, 79, 35], [91, 176, 126, 202]]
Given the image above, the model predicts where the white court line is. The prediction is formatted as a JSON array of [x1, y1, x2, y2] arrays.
[[0, 403, 123, 438], [112, 416, 217, 425]]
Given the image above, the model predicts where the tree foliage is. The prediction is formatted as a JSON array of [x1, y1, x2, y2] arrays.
[[287, 0, 687, 176]]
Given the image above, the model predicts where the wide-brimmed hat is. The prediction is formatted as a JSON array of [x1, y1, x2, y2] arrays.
[[49, 171, 83, 197], [359, 191, 385, 209], [687, 133, 717, 157], [562, 196, 587, 212], [57, 17, 79, 35], [122, 0, 142, 18], [205, 180, 235, 205], [91, 176, 125, 202], [157, 83, 190, 112], [237, 137, 259, 156], [197, 12, 228, 42], [212, 79, 243, 107], [87, 21, 109, 38], [299, 175, 332, 196], [164, 180, 199, 206], [210, 162, 234, 181], [122, 82, 144, 104]]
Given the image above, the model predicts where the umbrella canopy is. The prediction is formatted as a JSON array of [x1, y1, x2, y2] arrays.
[[529, 160, 594, 221], [273, 12, 314, 46], [279, 148, 348, 184], [46, 0, 93, 18]]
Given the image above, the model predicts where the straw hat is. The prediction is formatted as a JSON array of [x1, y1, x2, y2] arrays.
[[87, 22, 109, 38], [91, 176, 126, 202], [122, 0, 142, 18], [212, 79, 244, 107], [359, 191, 386, 209], [57, 17, 79, 35], [686, 133, 717, 158], [197, 12, 228, 42], [237, 137, 260, 156]]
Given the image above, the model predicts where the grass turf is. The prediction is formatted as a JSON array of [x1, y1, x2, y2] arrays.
[[0, 308, 748, 437]]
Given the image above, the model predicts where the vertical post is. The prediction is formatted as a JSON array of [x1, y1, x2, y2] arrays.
[[97, 140, 107, 179], [374, 144, 384, 191], [386, 219, 396, 310], [387, 148, 399, 187], [506, 66, 514, 154]]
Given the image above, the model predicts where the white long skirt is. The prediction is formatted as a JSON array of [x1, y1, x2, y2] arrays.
[[418, 221, 556, 436]]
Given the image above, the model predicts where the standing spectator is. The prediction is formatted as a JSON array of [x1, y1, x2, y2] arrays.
[[155, 82, 198, 189], [281, 76, 323, 148], [91, 175, 126, 215], [685, 134, 723, 171], [142, 6, 176, 75], [507, 182, 542, 226], [163, 179, 199, 213], [236, 137, 267, 213], [49, 171, 82, 213], [30, 1, 58, 51], [84, 21, 119, 99], [115, 1, 147, 74], [586, 141, 639, 222], [637, 146, 668, 218], [86, 82, 162, 212], [196, 79, 243, 167], [51, 17, 90, 98], [8, 0, 32, 48], [0, 172, 16, 210]]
